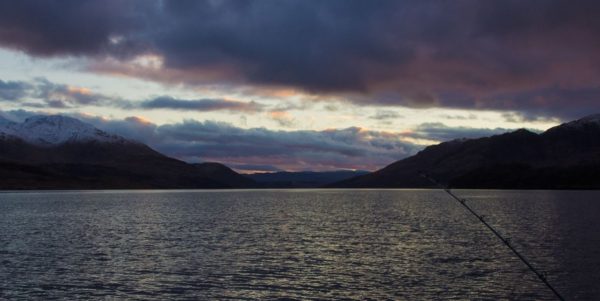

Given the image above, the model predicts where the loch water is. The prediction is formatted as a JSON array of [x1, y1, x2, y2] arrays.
[[1, 189, 599, 300]]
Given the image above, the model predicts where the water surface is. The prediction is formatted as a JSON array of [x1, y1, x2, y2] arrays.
[[1, 189, 599, 300]]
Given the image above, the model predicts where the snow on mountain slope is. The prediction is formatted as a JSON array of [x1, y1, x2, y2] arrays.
[[0, 116, 16, 139], [0, 115, 13, 125], [0, 115, 128, 146]]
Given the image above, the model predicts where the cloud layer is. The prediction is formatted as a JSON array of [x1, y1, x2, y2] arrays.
[[0, 78, 261, 112], [2, 1, 600, 119], [0, 110, 513, 171], [85, 117, 420, 171], [138, 96, 261, 112], [0, 78, 114, 108], [77, 114, 520, 171]]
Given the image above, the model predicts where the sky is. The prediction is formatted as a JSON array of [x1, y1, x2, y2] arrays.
[[0, 0, 598, 172]]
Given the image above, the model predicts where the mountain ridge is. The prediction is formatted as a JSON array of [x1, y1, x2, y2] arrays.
[[330, 114, 600, 189], [247, 170, 370, 188], [3, 113, 600, 190], [0, 115, 128, 146], [0, 114, 255, 189]]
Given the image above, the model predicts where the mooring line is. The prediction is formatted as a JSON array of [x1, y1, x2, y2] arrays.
[[420, 173, 566, 301]]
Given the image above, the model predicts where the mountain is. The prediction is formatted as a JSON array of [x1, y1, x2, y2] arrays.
[[0, 115, 126, 146], [192, 162, 256, 188], [0, 115, 255, 189], [247, 170, 370, 188], [331, 114, 600, 189]]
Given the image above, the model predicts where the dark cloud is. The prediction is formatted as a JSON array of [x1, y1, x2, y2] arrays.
[[151, 1, 408, 93], [0, 79, 30, 100], [501, 112, 560, 124], [487, 87, 600, 120], [32, 78, 113, 106], [0, 0, 152, 57], [438, 114, 478, 121], [139, 96, 262, 112], [0, 77, 114, 108], [2, 1, 600, 119], [0, 77, 263, 113]]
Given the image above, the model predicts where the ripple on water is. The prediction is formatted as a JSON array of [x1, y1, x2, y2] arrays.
[[0, 189, 599, 300]]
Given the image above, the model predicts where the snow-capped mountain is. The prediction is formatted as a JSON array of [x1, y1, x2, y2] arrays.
[[0, 115, 127, 146], [0, 115, 16, 137], [0, 114, 255, 189]]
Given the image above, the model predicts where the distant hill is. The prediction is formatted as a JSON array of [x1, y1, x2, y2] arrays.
[[330, 114, 600, 189], [6, 113, 600, 190], [192, 162, 256, 188], [0, 115, 255, 189], [247, 170, 369, 188]]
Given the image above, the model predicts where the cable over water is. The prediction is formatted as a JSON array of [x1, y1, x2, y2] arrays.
[[420, 173, 566, 301]]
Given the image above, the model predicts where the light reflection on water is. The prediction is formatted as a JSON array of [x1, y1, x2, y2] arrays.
[[0, 189, 599, 300]]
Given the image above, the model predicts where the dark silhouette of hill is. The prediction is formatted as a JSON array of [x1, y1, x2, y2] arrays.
[[247, 170, 369, 188], [192, 162, 256, 188], [330, 114, 600, 189], [0, 115, 255, 189]]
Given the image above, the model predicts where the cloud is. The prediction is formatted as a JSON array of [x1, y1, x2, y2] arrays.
[[268, 111, 296, 127], [411, 123, 512, 141], [0, 0, 150, 57], [138, 96, 262, 112], [0, 77, 113, 108], [82, 116, 514, 171], [229, 164, 283, 173], [369, 110, 403, 120], [501, 112, 560, 124], [0, 79, 30, 100], [3, 1, 600, 119], [485, 86, 600, 121], [0, 109, 37, 122], [32, 78, 114, 107], [3, 109, 527, 171], [0, 77, 264, 113], [73, 115, 421, 171]]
